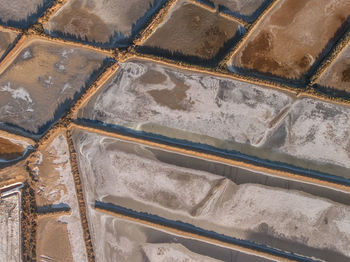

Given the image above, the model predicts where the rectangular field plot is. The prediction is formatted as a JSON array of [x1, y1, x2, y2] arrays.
[[89, 209, 274, 262], [78, 59, 350, 180], [228, 0, 350, 79], [0, 191, 21, 262], [0, 37, 107, 136], [72, 128, 350, 262], [45, 0, 166, 47], [140, 0, 244, 61]]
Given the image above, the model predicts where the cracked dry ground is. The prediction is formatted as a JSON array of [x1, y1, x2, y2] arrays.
[[0, 0, 350, 261]]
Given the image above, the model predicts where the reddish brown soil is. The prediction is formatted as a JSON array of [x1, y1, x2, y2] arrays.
[[231, 0, 350, 79]]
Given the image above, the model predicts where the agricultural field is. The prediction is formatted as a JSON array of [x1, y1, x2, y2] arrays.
[[44, 0, 166, 46], [0, 38, 107, 135], [0, 188, 21, 262], [141, 0, 243, 60], [72, 128, 350, 262], [316, 43, 350, 92], [228, 0, 350, 79], [0, 29, 17, 59]]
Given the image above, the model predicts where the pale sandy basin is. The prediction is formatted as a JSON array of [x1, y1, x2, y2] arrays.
[[73, 128, 350, 261], [78, 59, 350, 179], [89, 209, 274, 262]]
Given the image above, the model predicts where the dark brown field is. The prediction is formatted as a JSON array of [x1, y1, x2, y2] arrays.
[[143, 0, 242, 59]]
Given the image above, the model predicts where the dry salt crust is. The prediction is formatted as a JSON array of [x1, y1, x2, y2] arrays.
[[34, 134, 88, 262], [89, 209, 273, 262], [0, 38, 106, 134], [45, 0, 165, 44], [0, 29, 17, 58], [0, 193, 20, 262], [79, 59, 350, 178], [209, 0, 266, 16], [0, 0, 45, 24], [264, 97, 350, 171], [73, 129, 350, 261], [79, 59, 293, 148]]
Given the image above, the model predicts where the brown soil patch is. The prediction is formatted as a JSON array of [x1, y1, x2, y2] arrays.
[[47, 2, 111, 43], [147, 72, 193, 110], [143, 0, 241, 59], [0, 137, 24, 160], [36, 215, 74, 262], [342, 65, 350, 82], [139, 68, 167, 85], [231, 0, 350, 79]]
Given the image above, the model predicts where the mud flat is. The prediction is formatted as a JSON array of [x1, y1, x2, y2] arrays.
[[316, 43, 350, 92], [0, 29, 18, 59], [228, 0, 350, 79], [88, 209, 274, 262], [32, 134, 87, 262], [0, 38, 107, 136], [0, 0, 50, 28], [0, 190, 21, 262], [72, 128, 350, 262], [141, 0, 243, 60], [45, 0, 166, 47]]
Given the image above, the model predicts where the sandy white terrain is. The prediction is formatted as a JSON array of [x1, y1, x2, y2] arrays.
[[79, 60, 293, 147], [0, 193, 20, 262], [79, 59, 350, 178], [265, 97, 350, 169], [34, 134, 87, 262], [88, 209, 273, 262], [73, 129, 350, 261], [0, 38, 106, 134]]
